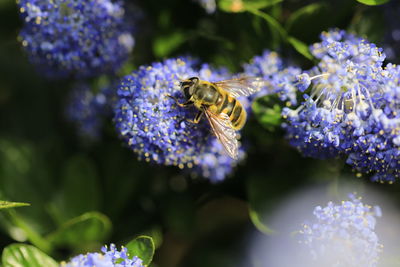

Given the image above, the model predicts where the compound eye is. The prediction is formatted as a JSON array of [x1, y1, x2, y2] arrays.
[[180, 80, 192, 87], [189, 77, 199, 83], [183, 86, 191, 99]]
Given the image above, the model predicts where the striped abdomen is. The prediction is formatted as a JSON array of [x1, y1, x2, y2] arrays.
[[215, 91, 246, 130], [192, 82, 247, 130]]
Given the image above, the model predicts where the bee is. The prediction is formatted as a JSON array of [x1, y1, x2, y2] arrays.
[[169, 76, 262, 159]]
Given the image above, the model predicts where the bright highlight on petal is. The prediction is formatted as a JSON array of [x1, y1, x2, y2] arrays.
[[300, 194, 382, 267]]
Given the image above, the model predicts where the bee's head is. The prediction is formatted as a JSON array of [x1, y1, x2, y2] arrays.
[[180, 77, 199, 99]]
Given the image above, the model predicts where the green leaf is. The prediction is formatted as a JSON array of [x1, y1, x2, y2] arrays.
[[246, 8, 287, 39], [246, 163, 309, 235], [285, 2, 354, 44], [246, 8, 313, 60], [0, 139, 55, 235], [6, 210, 53, 254], [218, 0, 282, 13], [153, 32, 186, 58], [249, 207, 274, 235], [0, 0, 14, 9], [246, 174, 279, 235], [143, 227, 163, 249], [252, 95, 282, 131], [348, 7, 386, 44], [285, 3, 327, 32], [2, 244, 57, 267], [0, 201, 30, 210], [125, 236, 155, 266], [287, 36, 313, 60], [355, 0, 390, 5], [47, 212, 111, 248], [50, 156, 100, 223]]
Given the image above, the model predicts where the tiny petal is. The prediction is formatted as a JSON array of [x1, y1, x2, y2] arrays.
[[243, 50, 303, 105], [295, 73, 311, 92], [66, 81, 115, 140], [63, 243, 144, 267]]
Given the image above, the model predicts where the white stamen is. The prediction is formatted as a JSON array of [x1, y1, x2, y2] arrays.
[[310, 73, 330, 81]]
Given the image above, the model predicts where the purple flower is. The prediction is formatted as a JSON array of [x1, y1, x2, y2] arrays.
[[300, 194, 382, 267], [283, 29, 400, 181], [243, 50, 303, 106], [18, 0, 135, 78], [65, 80, 115, 140], [63, 244, 144, 267]]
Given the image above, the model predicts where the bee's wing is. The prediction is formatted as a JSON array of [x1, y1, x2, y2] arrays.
[[203, 108, 239, 159], [213, 77, 263, 98]]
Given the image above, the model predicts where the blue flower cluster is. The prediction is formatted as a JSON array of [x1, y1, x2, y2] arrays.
[[243, 50, 303, 106], [299, 194, 382, 267], [66, 81, 115, 140], [17, 0, 134, 79], [283, 29, 400, 182], [192, 138, 246, 181], [114, 58, 245, 182], [62, 244, 144, 267]]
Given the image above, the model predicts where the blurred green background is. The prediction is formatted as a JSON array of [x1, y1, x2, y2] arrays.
[[0, 0, 399, 266]]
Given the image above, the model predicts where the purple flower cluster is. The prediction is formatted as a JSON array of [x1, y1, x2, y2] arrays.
[[63, 244, 144, 267], [65, 81, 115, 140], [114, 58, 245, 182], [283, 29, 400, 182], [300, 194, 382, 267], [243, 50, 303, 106], [191, 138, 246, 181], [17, 0, 134, 78]]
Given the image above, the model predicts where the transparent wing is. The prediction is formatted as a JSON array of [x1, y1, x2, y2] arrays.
[[213, 77, 263, 98], [203, 108, 239, 159]]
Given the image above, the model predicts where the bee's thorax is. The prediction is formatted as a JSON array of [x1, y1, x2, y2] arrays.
[[192, 82, 220, 105]]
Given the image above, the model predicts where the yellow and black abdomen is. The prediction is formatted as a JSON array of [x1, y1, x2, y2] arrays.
[[192, 81, 247, 130], [216, 91, 247, 130]]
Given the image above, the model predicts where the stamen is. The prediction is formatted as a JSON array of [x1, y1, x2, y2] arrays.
[[310, 73, 330, 81]]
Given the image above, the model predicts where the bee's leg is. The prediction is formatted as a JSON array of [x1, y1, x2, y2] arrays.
[[188, 111, 203, 124], [167, 94, 192, 107]]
